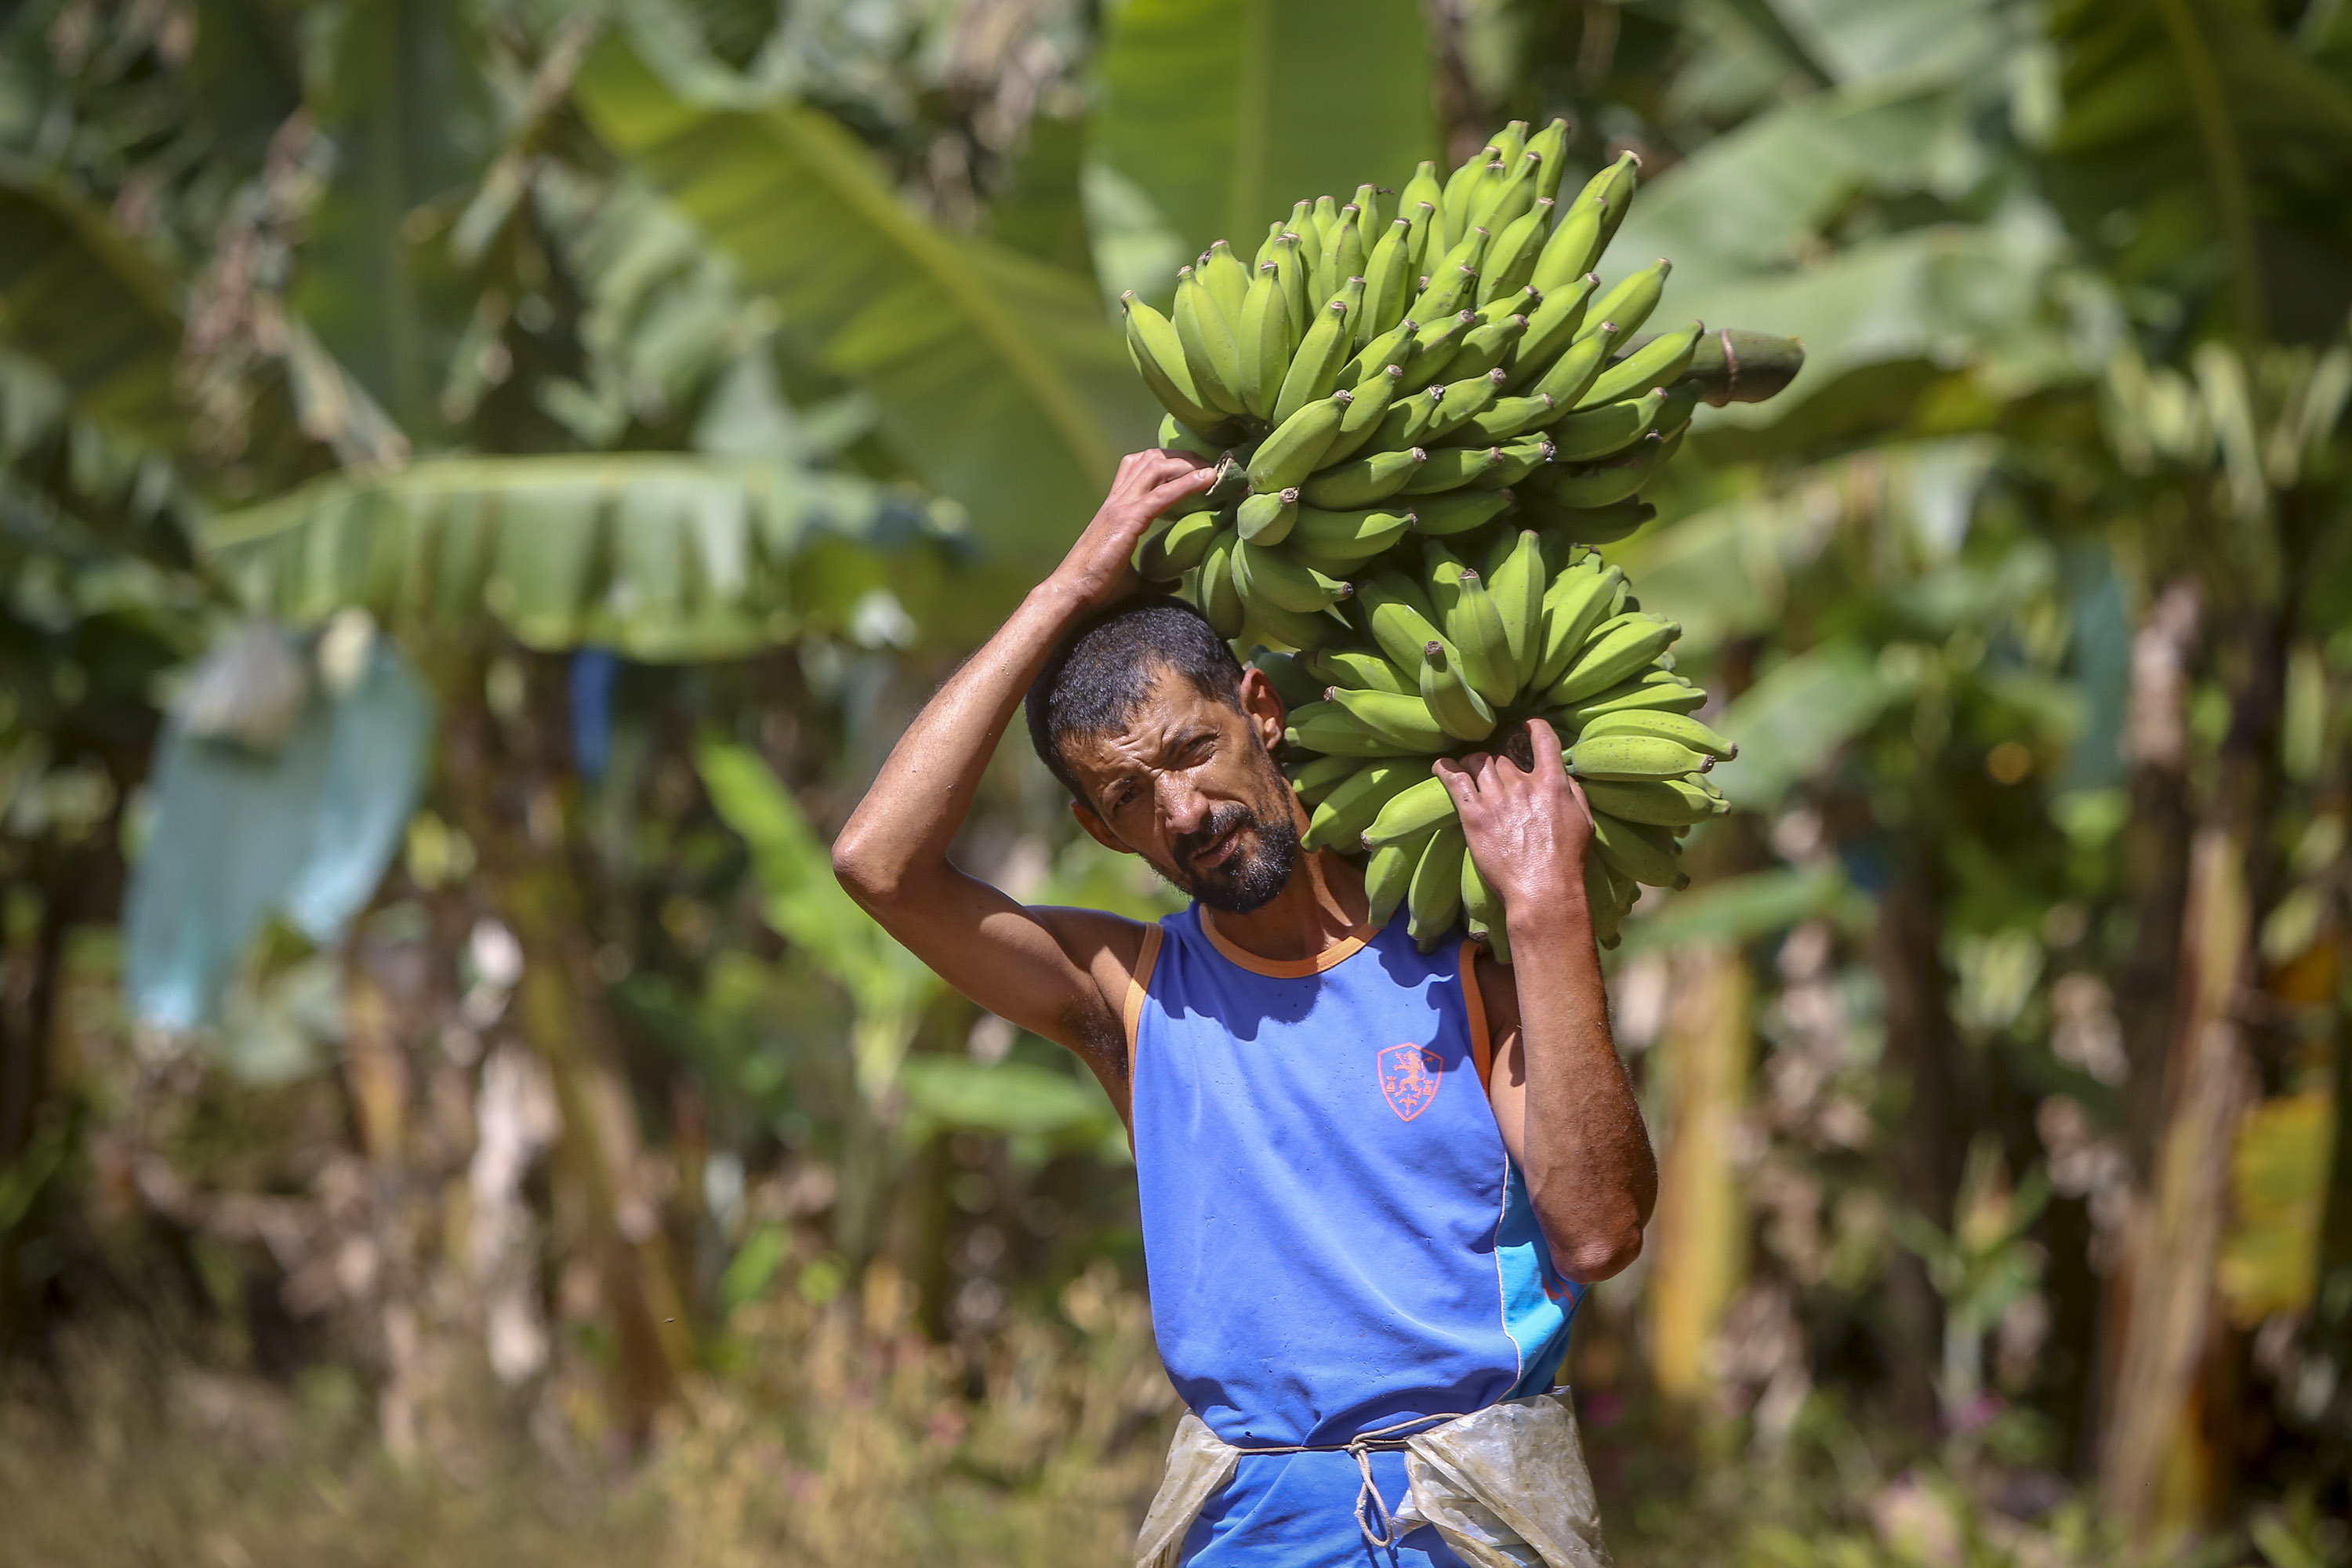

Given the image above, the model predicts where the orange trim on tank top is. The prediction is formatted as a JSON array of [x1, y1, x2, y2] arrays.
[[1200, 911, 1375, 978], [1123, 924, 1165, 1080], [1457, 938, 1495, 1091]]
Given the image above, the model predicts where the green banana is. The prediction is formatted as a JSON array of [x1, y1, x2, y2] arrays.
[[1486, 529, 1548, 689], [1439, 144, 1494, 247], [1519, 494, 1656, 546], [1237, 263, 1294, 419], [1289, 503, 1414, 562], [1530, 196, 1606, 295], [1322, 363, 1403, 465], [1196, 530, 1245, 637], [1549, 612, 1681, 705], [1251, 648, 1325, 710], [1134, 508, 1225, 579], [1523, 118, 1570, 203], [1564, 732, 1709, 782], [1585, 260, 1671, 344], [1460, 855, 1508, 965], [1249, 390, 1351, 492], [1287, 199, 1321, 256], [1407, 264, 1479, 330], [1403, 198, 1441, 279], [1301, 446, 1426, 508], [1540, 430, 1667, 507], [1577, 321, 1702, 410], [1478, 284, 1544, 328], [1365, 772, 1460, 850], [1123, 293, 1226, 433], [1431, 221, 1493, 286], [1508, 274, 1599, 385], [1311, 194, 1345, 278], [1409, 488, 1515, 537], [1236, 487, 1299, 544], [1374, 383, 1446, 451], [1287, 753, 1363, 806], [1200, 240, 1252, 328], [1271, 296, 1355, 427], [1345, 318, 1421, 388], [1577, 777, 1726, 827], [1591, 811, 1687, 888], [1361, 218, 1416, 341], [1317, 204, 1367, 306], [1573, 152, 1639, 256], [1311, 648, 1415, 695], [1450, 392, 1557, 444], [1581, 708, 1737, 760], [1286, 702, 1416, 757], [1354, 572, 1452, 678], [1402, 444, 1504, 494], [1443, 570, 1519, 706], [1419, 640, 1497, 742], [1483, 436, 1555, 488], [1581, 856, 1622, 948], [1327, 685, 1454, 752], [1158, 412, 1225, 459], [1304, 760, 1422, 851], [1561, 672, 1708, 727], [1468, 159, 1537, 241], [1443, 313, 1528, 381], [1366, 828, 1432, 927], [1552, 387, 1666, 463], [1423, 369, 1508, 441], [1352, 183, 1385, 241], [1174, 267, 1246, 416], [1407, 822, 1467, 951], [1234, 535, 1350, 614], [1401, 310, 1479, 390], [1478, 199, 1552, 306], [1399, 161, 1445, 227], [1524, 321, 1617, 406], [1531, 561, 1624, 689], [1273, 230, 1311, 335]]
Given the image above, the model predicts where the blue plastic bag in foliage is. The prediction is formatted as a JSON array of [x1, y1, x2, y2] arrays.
[[124, 627, 434, 1029]]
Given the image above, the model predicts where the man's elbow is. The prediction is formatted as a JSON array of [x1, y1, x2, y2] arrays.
[[1551, 1218, 1646, 1283], [829, 829, 899, 909]]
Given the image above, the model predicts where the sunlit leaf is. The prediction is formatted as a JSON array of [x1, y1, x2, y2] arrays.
[[574, 35, 1156, 567], [1091, 0, 1439, 270], [1717, 640, 1910, 808], [200, 453, 952, 659]]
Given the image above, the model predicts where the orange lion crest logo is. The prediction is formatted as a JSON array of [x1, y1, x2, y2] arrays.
[[1377, 1043, 1443, 1122]]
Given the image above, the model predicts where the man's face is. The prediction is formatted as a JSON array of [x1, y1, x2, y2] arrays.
[[1061, 666, 1305, 913]]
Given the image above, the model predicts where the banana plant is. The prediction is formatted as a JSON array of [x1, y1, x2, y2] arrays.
[[1088, 0, 1439, 286], [696, 739, 943, 1256], [572, 31, 1160, 572]]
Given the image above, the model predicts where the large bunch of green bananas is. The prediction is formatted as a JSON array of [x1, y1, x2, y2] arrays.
[[1117, 118, 1800, 957], [1250, 527, 1732, 959]]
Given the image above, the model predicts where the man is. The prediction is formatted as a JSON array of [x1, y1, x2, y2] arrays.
[[833, 450, 1657, 1566]]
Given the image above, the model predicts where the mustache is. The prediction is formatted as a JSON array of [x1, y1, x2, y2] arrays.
[[1171, 803, 1256, 871]]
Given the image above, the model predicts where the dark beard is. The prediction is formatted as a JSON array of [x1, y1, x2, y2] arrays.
[[1155, 746, 1300, 914]]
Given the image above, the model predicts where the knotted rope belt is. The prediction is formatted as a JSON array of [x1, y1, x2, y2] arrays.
[[1227, 1410, 1474, 1550]]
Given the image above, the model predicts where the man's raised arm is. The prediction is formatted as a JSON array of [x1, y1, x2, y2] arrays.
[[830, 452, 1214, 1085]]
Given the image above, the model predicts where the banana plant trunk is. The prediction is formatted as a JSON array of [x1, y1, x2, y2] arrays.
[[437, 650, 695, 1439], [2099, 606, 2286, 1541], [1646, 942, 1751, 1411]]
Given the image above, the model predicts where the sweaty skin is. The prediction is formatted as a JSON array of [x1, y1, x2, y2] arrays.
[[830, 450, 1655, 1280]]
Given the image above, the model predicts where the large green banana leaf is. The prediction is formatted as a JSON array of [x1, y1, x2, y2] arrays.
[[0, 170, 187, 441], [1091, 0, 1439, 272], [572, 36, 1156, 568], [200, 453, 986, 660], [293, 0, 496, 438]]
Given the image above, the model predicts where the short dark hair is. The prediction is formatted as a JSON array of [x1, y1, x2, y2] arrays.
[[1025, 594, 1244, 807]]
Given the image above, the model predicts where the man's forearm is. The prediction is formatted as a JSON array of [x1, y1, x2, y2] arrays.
[[1507, 886, 1657, 1280], [833, 579, 1088, 905]]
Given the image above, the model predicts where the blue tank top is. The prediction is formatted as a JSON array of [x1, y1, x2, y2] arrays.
[[1127, 909, 1582, 1563]]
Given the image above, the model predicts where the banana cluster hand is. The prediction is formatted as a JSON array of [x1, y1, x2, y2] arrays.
[[1114, 117, 1798, 956]]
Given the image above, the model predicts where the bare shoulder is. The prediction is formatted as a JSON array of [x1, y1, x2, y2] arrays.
[[1025, 904, 1157, 1100], [1472, 946, 1523, 1051]]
